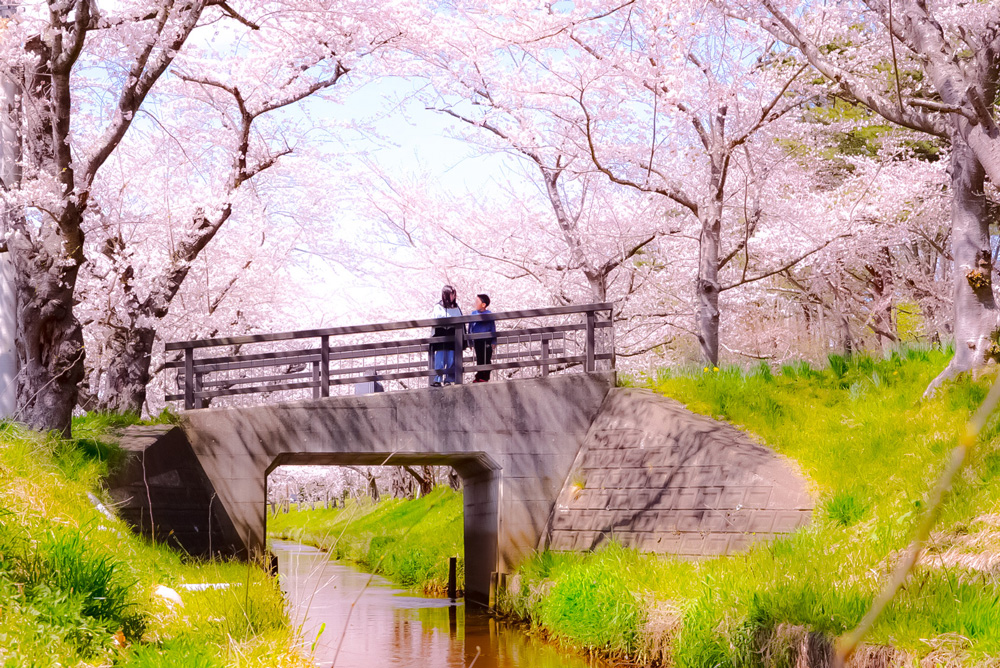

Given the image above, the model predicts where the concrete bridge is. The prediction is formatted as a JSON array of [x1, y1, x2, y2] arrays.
[[109, 305, 813, 606]]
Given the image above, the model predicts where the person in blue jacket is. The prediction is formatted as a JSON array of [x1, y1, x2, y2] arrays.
[[430, 285, 463, 386], [469, 293, 497, 382]]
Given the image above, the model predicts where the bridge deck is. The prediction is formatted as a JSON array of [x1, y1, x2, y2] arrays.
[[165, 303, 614, 409]]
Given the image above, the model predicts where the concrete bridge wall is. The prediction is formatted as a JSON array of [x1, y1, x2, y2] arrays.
[[114, 373, 614, 605], [543, 388, 814, 555], [110, 373, 815, 607], [0, 255, 15, 419]]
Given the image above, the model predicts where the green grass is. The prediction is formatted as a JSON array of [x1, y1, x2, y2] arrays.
[[0, 417, 307, 668], [268, 487, 464, 595], [502, 347, 1000, 666]]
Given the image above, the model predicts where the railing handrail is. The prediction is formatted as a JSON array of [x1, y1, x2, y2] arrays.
[[165, 302, 613, 351]]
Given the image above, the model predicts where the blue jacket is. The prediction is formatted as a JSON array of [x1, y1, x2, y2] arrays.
[[469, 309, 497, 344]]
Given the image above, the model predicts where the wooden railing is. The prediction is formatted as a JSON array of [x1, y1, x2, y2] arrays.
[[165, 303, 614, 409]]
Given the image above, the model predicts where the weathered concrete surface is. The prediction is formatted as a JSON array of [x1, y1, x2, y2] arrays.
[[0, 254, 15, 419], [108, 425, 240, 556], [544, 388, 814, 555], [114, 373, 614, 605]]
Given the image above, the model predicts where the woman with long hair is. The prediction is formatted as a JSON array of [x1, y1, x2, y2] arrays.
[[430, 285, 463, 386]]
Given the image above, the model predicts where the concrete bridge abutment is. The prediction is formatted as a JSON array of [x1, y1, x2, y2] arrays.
[[114, 373, 613, 605], [110, 373, 815, 606]]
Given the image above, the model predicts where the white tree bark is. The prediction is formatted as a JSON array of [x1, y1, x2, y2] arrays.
[[924, 130, 997, 396]]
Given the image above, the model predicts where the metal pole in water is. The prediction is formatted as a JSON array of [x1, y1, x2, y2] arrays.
[[447, 556, 457, 599]]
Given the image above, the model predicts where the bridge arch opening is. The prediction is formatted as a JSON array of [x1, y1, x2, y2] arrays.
[[265, 453, 500, 606]]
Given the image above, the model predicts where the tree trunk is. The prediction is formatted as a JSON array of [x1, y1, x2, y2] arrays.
[[0, 254, 14, 419], [696, 202, 722, 365], [96, 325, 157, 414], [8, 38, 85, 436], [403, 465, 434, 497], [586, 272, 608, 302], [9, 234, 85, 437], [925, 130, 997, 396]]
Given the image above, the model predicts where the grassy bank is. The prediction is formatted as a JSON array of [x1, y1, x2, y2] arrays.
[[268, 486, 464, 595], [501, 348, 1000, 666], [0, 414, 307, 668]]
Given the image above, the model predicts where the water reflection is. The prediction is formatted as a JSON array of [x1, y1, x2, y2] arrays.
[[273, 540, 607, 668]]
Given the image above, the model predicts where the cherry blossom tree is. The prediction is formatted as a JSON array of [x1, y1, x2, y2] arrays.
[[722, 0, 1000, 387], [392, 0, 853, 365], [0, 0, 216, 434], [0, 0, 423, 429]]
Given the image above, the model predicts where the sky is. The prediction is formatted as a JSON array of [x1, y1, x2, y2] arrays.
[[286, 75, 530, 325]]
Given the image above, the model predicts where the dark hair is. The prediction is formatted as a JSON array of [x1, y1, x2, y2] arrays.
[[477, 293, 491, 308], [441, 285, 457, 309]]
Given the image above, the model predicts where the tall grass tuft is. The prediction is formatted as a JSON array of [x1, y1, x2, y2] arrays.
[[534, 542, 645, 654], [823, 491, 869, 527], [828, 353, 849, 380]]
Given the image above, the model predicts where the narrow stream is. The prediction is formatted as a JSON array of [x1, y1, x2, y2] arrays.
[[272, 540, 609, 668]]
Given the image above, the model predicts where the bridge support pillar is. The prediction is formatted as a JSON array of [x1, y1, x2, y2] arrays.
[[459, 466, 500, 606]]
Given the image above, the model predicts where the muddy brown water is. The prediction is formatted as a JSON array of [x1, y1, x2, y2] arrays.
[[273, 540, 609, 668]]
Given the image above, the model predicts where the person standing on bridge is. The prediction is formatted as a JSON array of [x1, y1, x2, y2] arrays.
[[430, 285, 464, 387], [469, 294, 496, 383]]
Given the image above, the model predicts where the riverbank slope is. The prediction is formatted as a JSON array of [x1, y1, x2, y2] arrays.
[[501, 348, 1000, 666], [0, 414, 308, 667]]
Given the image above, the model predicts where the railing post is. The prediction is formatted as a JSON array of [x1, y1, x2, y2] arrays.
[[320, 336, 330, 398], [585, 310, 596, 372], [607, 306, 615, 370], [312, 361, 321, 399], [453, 324, 464, 384], [183, 347, 195, 410], [428, 344, 435, 385], [541, 338, 550, 377], [195, 370, 209, 409]]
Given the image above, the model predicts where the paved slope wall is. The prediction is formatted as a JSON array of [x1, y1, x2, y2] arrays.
[[545, 388, 814, 555], [109, 425, 240, 555]]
